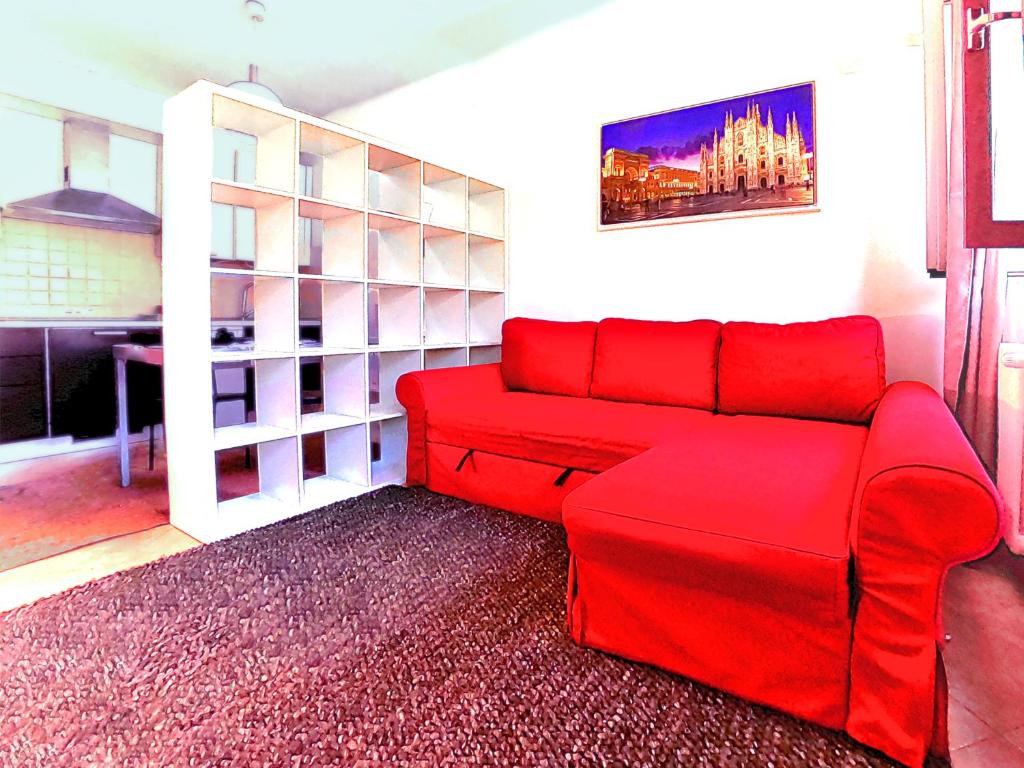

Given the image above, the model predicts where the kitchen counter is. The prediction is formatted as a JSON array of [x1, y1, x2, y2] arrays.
[[0, 319, 163, 328], [1, 319, 326, 328]]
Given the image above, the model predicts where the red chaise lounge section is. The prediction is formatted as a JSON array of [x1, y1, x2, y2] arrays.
[[396, 315, 1003, 767]]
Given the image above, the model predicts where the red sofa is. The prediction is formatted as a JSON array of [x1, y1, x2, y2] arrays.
[[396, 316, 1003, 767]]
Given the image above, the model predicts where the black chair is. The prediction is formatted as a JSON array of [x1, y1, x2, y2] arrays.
[[212, 366, 254, 468]]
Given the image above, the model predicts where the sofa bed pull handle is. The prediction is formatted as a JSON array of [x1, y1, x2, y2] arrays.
[[554, 467, 575, 487], [454, 449, 475, 472]]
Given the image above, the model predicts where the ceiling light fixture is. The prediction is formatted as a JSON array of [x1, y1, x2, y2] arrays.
[[227, 1, 283, 105], [245, 0, 266, 23], [228, 64, 283, 105]]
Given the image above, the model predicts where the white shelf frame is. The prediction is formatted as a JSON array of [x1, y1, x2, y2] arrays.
[[163, 79, 507, 543]]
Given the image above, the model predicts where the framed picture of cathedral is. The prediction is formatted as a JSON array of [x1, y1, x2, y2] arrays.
[[599, 82, 816, 229]]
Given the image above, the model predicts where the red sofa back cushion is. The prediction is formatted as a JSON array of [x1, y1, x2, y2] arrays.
[[718, 316, 886, 423], [590, 318, 722, 409], [501, 317, 598, 397]]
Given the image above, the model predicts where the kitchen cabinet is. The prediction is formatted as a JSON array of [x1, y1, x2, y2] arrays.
[[0, 329, 47, 442], [48, 328, 163, 440], [0, 107, 62, 208], [49, 328, 123, 439]]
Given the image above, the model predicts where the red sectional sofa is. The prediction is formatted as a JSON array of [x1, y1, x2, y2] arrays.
[[396, 316, 1003, 768]]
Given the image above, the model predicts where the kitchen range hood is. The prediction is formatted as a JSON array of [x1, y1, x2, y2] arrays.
[[3, 118, 160, 234]]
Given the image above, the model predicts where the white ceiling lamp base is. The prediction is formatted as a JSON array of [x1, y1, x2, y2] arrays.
[[227, 2, 282, 105]]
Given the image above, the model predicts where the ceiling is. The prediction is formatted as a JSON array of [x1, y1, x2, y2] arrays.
[[4, 0, 609, 116]]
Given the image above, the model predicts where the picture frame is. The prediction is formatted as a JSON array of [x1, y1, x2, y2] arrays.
[[599, 82, 817, 230]]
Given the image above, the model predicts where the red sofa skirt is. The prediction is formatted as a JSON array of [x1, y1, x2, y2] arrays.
[[426, 442, 597, 524], [567, 551, 853, 729]]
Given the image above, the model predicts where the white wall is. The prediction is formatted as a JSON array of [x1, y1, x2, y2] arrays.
[[0, 45, 167, 133], [328, 0, 943, 389]]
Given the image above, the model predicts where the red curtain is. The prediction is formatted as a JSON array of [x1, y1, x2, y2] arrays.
[[942, 0, 1004, 472]]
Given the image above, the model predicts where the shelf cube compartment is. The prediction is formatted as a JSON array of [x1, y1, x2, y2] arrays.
[[300, 353, 366, 433], [469, 345, 501, 366], [215, 444, 259, 502], [368, 284, 420, 347], [423, 225, 467, 286], [212, 359, 253, 428], [469, 291, 504, 344], [368, 214, 420, 283], [368, 145, 421, 219], [299, 123, 365, 207], [210, 273, 295, 356], [370, 416, 408, 486], [301, 424, 370, 508], [468, 234, 505, 291], [425, 346, 468, 370], [468, 179, 505, 238], [422, 164, 467, 230], [297, 200, 364, 278], [211, 356, 296, 451], [299, 279, 364, 352], [424, 288, 467, 346], [211, 183, 294, 272], [368, 350, 420, 418], [255, 276, 296, 353], [216, 436, 301, 520], [212, 94, 296, 193]]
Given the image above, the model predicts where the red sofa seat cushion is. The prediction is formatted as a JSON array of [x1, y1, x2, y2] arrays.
[[718, 316, 886, 424], [426, 391, 714, 473], [500, 317, 597, 397], [563, 414, 869, 622], [590, 318, 722, 409]]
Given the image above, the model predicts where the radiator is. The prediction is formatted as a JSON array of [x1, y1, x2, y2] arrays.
[[997, 343, 1024, 554]]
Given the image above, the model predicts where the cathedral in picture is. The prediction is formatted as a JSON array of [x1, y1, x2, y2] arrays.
[[699, 103, 810, 195]]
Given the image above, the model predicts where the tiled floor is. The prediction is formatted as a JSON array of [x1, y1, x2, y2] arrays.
[[944, 545, 1024, 766], [0, 448, 1022, 765]]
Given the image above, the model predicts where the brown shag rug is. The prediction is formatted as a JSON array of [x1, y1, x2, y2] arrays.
[[0, 487, 946, 767]]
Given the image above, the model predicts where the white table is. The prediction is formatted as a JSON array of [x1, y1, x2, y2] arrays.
[[113, 343, 164, 488]]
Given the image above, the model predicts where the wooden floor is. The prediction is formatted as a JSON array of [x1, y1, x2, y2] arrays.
[[0, 523, 198, 613], [0, 447, 1021, 766]]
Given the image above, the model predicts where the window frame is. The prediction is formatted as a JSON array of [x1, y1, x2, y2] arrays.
[[962, 0, 1024, 247]]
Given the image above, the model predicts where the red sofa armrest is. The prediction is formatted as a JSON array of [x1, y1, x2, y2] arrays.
[[847, 381, 1003, 766], [396, 364, 506, 485]]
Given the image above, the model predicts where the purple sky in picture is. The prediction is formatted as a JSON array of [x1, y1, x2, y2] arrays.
[[601, 83, 815, 171]]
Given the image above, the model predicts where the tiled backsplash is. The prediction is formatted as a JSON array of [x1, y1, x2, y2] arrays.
[[0, 219, 161, 318]]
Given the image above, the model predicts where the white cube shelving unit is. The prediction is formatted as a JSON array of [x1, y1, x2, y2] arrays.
[[298, 353, 366, 434], [368, 350, 420, 419], [368, 214, 420, 283], [299, 122, 365, 208], [423, 225, 467, 287], [469, 291, 505, 344], [422, 164, 467, 230], [469, 179, 505, 239], [163, 80, 507, 543], [368, 146, 420, 219], [424, 288, 467, 346], [297, 199, 363, 278], [299, 278, 365, 353], [426, 346, 469, 369], [469, 235, 505, 291], [469, 345, 502, 366]]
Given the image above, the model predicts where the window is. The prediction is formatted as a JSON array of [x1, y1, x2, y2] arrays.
[[737, 153, 744, 163], [760, 160, 766, 169], [778, 156, 785, 166]]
